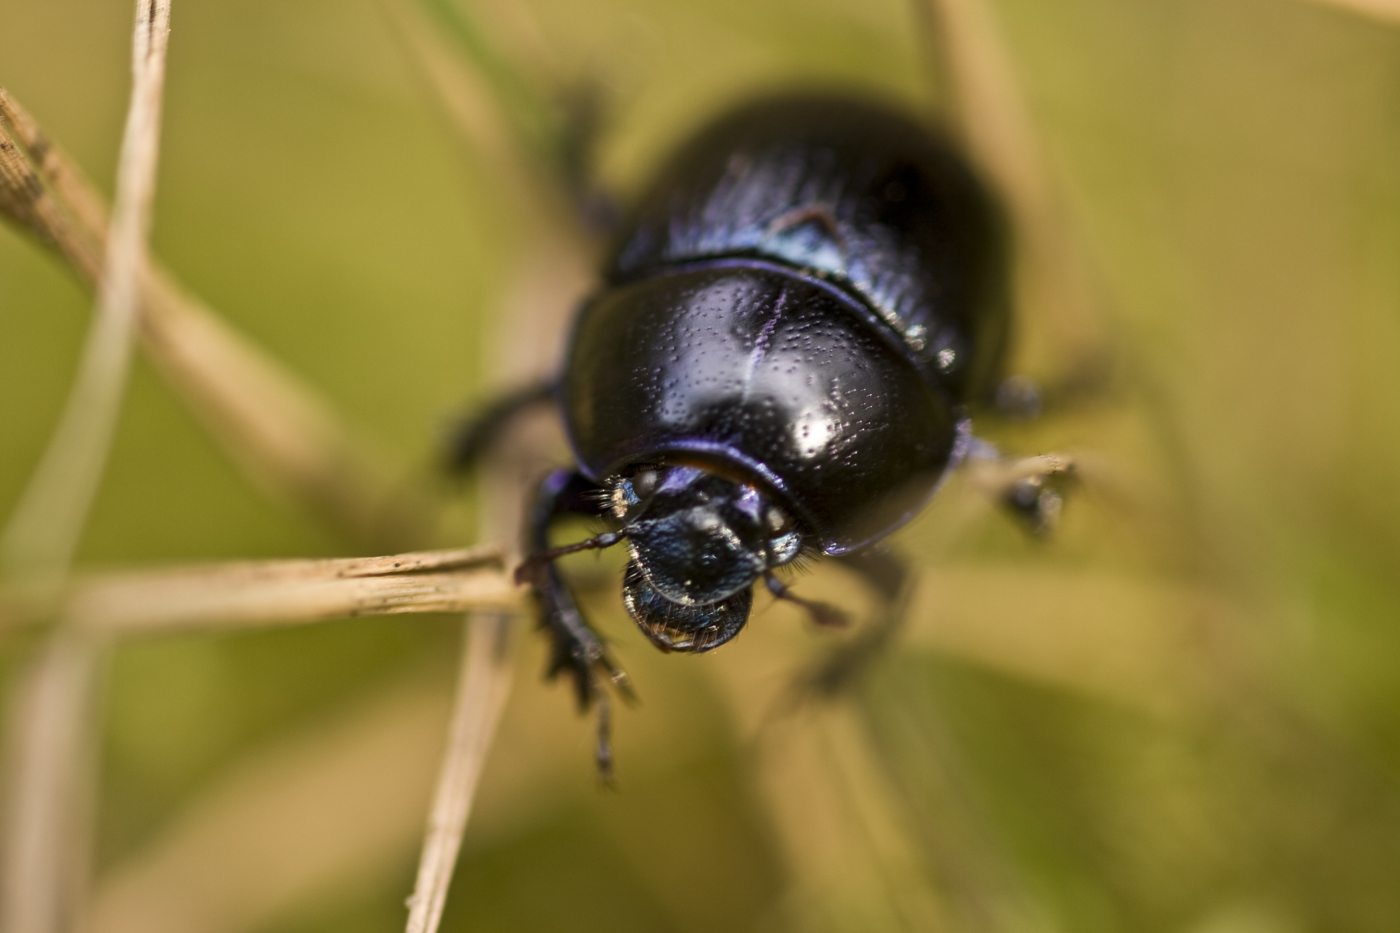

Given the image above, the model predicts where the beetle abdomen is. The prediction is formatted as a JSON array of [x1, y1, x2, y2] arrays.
[[610, 94, 1010, 400], [564, 262, 964, 552]]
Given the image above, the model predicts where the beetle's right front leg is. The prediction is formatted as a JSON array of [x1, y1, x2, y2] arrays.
[[964, 442, 1076, 536], [519, 468, 632, 777]]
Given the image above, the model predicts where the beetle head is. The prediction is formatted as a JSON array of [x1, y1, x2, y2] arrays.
[[609, 464, 802, 652]]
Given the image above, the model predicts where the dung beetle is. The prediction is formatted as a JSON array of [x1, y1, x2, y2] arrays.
[[453, 93, 1025, 772]]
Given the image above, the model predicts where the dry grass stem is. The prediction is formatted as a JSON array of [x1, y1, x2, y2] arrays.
[[403, 612, 516, 933], [0, 88, 110, 252], [38, 545, 517, 636], [0, 0, 173, 589], [919, 0, 1104, 375], [1303, 0, 1400, 22], [2, 6, 172, 932], [402, 197, 591, 933], [0, 89, 425, 551], [0, 634, 102, 933], [136, 269, 427, 549], [0, 107, 103, 282]]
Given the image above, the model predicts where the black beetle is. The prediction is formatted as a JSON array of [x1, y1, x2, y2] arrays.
[[453, 93, 1021, 772]]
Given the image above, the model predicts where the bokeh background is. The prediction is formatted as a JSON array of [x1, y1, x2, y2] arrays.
[[3, 0, 1400, 931]]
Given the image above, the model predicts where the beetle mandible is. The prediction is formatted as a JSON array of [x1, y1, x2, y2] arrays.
[[454, 92, 1035, 772]]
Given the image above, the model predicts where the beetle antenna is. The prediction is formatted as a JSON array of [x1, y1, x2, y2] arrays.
[[764, 572, 848, 628], [514, 530, 629, 585]]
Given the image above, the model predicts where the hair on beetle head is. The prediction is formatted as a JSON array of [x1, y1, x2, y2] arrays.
[[615, 465, 797, 605], [621, 561, 753, 652], [516, 463, 815, 652]]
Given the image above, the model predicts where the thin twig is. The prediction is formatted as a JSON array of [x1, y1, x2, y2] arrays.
[[0, 545, 518, 637], [403, 611, 516, 933], [393, 0, 598, 917], [1, 6, 172, 933], [0, 105, 103, 281], [0, 87, 110, 247], [402, 221, 589, 933], [0, 91, 430, 551], [1, 0, 173, 592], [396, 39, 594, 910]]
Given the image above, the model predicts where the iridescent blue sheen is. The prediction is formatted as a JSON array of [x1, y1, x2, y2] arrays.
[[563, 94, 1008, 554]]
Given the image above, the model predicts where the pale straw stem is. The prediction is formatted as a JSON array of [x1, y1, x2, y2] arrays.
[[0, 0, 174, 590], [1302, 0, 1400, 23], [0, 6, 172, 933], [402, 610, 516, 933]]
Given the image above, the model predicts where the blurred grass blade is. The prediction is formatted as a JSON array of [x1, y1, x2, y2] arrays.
[[403, 612, 515, 933], [0, 545, 520, 637], [410, 0, 562, 166], [917, 0, 1106, 380], [382, 0, 593, 253], [0, 635, 102, 933], [0, 89, 432, 551], [1, 5, 172, 932], [86, 680, 455, 933], [136, 270, 429, 550], [0, 97, 104, 282], [0, 87, 110, 251], [0, 0, 173, 592], [402, 187, 590, 931], [1301, 0, 1400, 22]]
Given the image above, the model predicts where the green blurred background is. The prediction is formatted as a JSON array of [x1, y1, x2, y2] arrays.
[[4, 0, 1400, 931]]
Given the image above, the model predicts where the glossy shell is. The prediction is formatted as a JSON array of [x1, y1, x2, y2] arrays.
[[611, 94, 1009, 397], [564, 262, 963, 551], [562, 94, 1007, 553]]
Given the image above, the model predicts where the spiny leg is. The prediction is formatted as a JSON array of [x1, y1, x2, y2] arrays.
[[442, 381, 555, 477], [807, 546, 913, 695], [779, 546, 913, 702], [764, 572, 848, 630], [519, 468, 632, 777], [964, 441, 1076, 536]]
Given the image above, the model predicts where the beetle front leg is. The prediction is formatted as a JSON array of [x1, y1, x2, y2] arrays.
[[520, 468, 632, 777], [790, 546, 914, 697], [965, 441, 1076, 536], [442, 382, 556, 476]]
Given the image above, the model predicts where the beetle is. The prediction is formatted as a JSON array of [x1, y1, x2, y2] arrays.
[[451, 92, 1052, 772]]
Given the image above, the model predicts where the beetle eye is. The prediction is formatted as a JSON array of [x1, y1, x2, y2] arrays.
[[631, 469, 660, 499], [765, 504, 794, 537]]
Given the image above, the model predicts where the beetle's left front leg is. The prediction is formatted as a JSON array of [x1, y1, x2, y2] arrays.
[[517, 468, 632, 777]]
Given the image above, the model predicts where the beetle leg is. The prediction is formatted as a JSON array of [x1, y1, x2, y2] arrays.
[[523, 468, 633, 777], [965, 444, 1077, 536], [764, 572, 848, 629], [988, 355, 1116, 421], [774, 547, 912, 701], [831, 545, 910, 604], [442, 382, 556, 476], [801, 547, 913, 695]]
